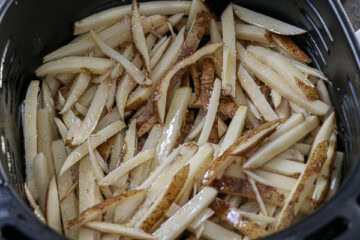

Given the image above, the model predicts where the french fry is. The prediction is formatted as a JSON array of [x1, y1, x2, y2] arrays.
[[210, 19, 223, 77], [36, 56, 114, 76], [235, 23, 271, 43], [165, 205, 242, 240], [316, 79, 332, 118], [106, 79, 117, 111], [202, 119, 282, 186], [116, 55, 143, 120], [42, 82, 59, 139], [246, 98, 262, 120], [33, 153, 50, 212], [60, 120, 125, 175], [95, 108, 121, 132], [150, 36, 171, 70], [261, 157, 306, 177], [72, 81, 109, 145], [60, 73, 91, 114], [78, 85, 97, 108], [138, 146, 182, 190], [247, 45, 316, 99], [131, 0, 151, 72], [87, 139, 113, 198], [45, 15, 166, 62], [24, 183, 45, 223], [248, 175, 268, 216], [219, 106, 247, 155], [291, 59, 328, 81], [99, 149, 154, 186], [176, 144, 214, 205], [150, 36, 169, 58], [233, 4, 307, 35], [153, 187, 217, 240], [37, 109, 55, 174], [113, 119, 137, 189], [238, 65, 278, 121], [269, 113, 304, 141], [276, 141, 328, 231], [327, 152, 343, 199], [67, 190, 145, 229], [74, 1, 191, 35], [85, 222, 154, 239], [24, 80, 39, 199], [312, 132, 336, 205], [210, 198, 269, 239], [46, 175, 62, 234], [308, 112, 335, 159], [186, 0, 207, 30], [92, 31, 152, 87], [244, 116, 319, 169], [44, 74, 60, 97], [78, 156, 102, 240], [155, 12, 186, 36], [153, 87, 191, 167], [125, 27, 185, 110], [221, 3, 236, 96], [253, 169, 297, 191], [138, 165, 189, 232], [55, 73, 75, 85], [276, 148, 304, 162], [237, 42, 329, 116], [198, 79, 221, 146], [271, 34, 312, 63], [52, 140, 78, 239]]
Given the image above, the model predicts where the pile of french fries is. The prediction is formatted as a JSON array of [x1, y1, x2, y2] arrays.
[[22, 0, 343, 239]]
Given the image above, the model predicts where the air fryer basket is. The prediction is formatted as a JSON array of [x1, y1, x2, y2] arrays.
[[0, 0, 359, 239]]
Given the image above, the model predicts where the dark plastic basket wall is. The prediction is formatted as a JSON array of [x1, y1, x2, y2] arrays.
[[0, 0, 359, 239]]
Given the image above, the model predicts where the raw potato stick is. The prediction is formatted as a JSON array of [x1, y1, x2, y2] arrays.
[[221, 3, 236, 96], [74, 1, 191, 35], [131, 0, 151, 72], [72, 81, 109, 145], [276, 141, 328, 230], [24, 80, 40, 199]]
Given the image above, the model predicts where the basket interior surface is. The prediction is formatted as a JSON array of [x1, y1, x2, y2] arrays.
[[0, 0, 359, 239]]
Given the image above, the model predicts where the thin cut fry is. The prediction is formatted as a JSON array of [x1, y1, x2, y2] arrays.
[[42, 82, 59, 139], [235, 23, 271, 43], [233, 4, 307, 35], [276, 141, 328, 231], [46, 175, 62, 233], [186, 0, 207, 30], [99, 149, 154, 186], [244, 116, 319, 169], [85, 222, 154, 240], [202, 119, 282, 186], [45, 15, 166, 62], [60, 73, 91, 114], [74, 1, 191, 35], [198, 79, 221, 146], [60, 120, 125, 175], [269, 113, 304, 141], [67, 190, 145, 229], [153, 187, 217, 240], [33, 153, 50, 212], [125, 27, 185, 110], [238, 65, 278, 121], [72, 81, 109, 145], [221, 3, 236, 96], [37, 109, 54, 174], [36, 56, 114, 76], [154, 87, 191, 167], [150, 36, 171, 70], [131, 0, 151, 71], [327, 152, 343, 199], [92, 31, 152, 87], [248, 176, 268, 216], [24, 80, 39, 199], [237, 42, 329, 115]]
